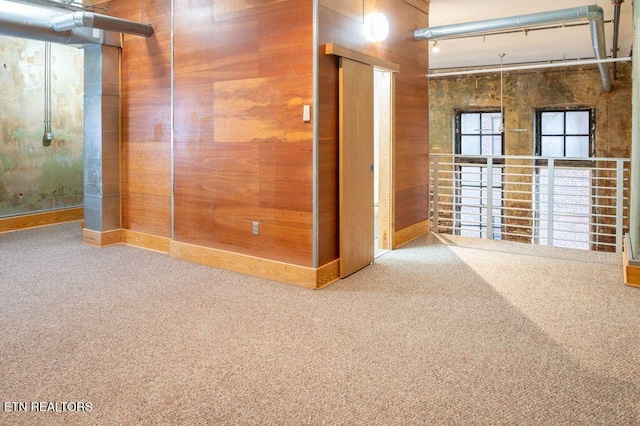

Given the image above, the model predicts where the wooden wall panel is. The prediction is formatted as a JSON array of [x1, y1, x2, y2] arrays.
[[213, 76, 311, 143], [320, 0, 364, 23], [173, 1, 314, 267], [318, 0, 429, 263], [109, 0, 173, 238]]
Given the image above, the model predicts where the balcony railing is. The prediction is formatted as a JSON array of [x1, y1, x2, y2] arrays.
[[429, 154, 630, 252]]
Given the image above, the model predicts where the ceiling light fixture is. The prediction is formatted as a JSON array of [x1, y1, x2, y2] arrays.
[[365, 12, 389, 42], [432, 40, 440, 53]]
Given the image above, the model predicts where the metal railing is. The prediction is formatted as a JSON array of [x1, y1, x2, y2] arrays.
[[430, 154, 630, 252]]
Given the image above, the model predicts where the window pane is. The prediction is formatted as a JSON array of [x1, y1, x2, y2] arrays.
[[481, 136, 492, 155], [541, 112, 564, 134], [565, 136, 589, 157], [460, 166, 481, 186], [482, 113, 502, 134], [461, 136, 480, 155], [541, 136, 564, 156], [461, 188, 481, 206], [461, 113, 480, 134], [566, 111, 589, 135], [492, 136, 503, 155]]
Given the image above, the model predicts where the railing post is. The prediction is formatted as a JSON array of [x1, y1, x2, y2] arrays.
[[486, 157, 494, 240], [432, 156, 440, 233], [616, 159, 625, 253], [547, 158, 555, 246]]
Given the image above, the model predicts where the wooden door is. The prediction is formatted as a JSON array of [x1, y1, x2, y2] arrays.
[[339, 58, 374, 278]]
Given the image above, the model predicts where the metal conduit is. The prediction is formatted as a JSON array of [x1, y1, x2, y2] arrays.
[[414, 5, 612, 92]]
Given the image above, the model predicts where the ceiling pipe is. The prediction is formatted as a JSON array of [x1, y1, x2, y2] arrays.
[[414, 5, 612, 92], [50, 12, 154, 37], [426, 57, 631, 79], [611, 0, 623, 79], [0, 0, 98, 45], [0, 0, 153, 45]]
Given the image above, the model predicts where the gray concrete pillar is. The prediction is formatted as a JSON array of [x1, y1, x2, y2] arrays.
[[83, 44, 121, 232]]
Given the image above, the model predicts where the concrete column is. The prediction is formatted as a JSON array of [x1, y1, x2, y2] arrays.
[[83, 44, 121, 232]]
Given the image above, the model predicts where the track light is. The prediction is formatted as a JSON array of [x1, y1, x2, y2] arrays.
[[432, 40, 440, 53]]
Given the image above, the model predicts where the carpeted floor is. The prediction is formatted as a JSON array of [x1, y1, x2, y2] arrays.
[[0, 222, 638, 425]]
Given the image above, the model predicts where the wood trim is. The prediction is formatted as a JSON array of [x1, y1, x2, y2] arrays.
[[170, 240, 320, 289], [324, 43, 400, 72], [394, 219, 430, 248], [82, 228, 123, 248], [317, 259, 340, 289], [0, 207, 83, 233], [122, 229, 171, 254], [623, 236, 640, 288]]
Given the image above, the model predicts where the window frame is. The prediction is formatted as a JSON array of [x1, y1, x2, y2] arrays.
[[534, 107, 596, 165], [453, 109, 505, 240], [533, 106, 596, 249]]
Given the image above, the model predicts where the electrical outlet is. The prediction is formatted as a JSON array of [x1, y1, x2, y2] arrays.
[[252, 221, 259, 235]]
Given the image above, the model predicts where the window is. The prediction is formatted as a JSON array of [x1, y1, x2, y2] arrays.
[[456, 111, 503, 156], [534, 108, 595, 250], [536, 109, 593, 158], [454, 111, 504, 239]]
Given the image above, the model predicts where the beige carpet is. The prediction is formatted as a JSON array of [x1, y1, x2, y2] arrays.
[[0, 222, 638, 425]]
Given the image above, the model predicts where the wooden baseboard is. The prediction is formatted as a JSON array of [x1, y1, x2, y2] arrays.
[[0, 207, 83, 233], [121, 229, 171, 254], [80, 227, 339, 289], [622, 236, 640, 288], [394, 219, 430, 248], [316, 259, 340, 289], [170, 240, 322, 289], [82, 228, 122, 247]]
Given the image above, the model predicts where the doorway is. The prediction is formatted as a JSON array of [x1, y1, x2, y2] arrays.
[[374, 67, 392, 258], [338, 57, 394, 278]]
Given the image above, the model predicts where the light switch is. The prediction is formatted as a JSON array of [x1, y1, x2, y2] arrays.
[[303, 104, 311, 122]]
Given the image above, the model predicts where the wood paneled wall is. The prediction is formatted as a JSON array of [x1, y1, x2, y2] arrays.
[[317, 0, 430, 266], [108, 0, 173, 238], [107, 0, 428, 273], [110, 0, 314, 267]]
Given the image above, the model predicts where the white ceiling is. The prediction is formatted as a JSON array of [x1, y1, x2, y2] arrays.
[[426, 0, 633, 71]]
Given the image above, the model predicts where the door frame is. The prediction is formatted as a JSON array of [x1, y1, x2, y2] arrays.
[[325, 43, 398, 277]]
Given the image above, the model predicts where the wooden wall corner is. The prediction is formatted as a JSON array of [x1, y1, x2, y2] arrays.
[[82, 228, 123, 248], [622, 236, 640, 288], [393, 219, 430, 249], [316, 259, 340, 289]]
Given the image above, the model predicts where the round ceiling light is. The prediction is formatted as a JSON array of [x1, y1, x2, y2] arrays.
[[366, 12, 389, 42]]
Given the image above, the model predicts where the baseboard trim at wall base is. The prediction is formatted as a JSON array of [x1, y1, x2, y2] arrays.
[[0, 207, 83, 233], [622, 235, 640, 288], [81, 228, 341, 289], [121, 229, 171, 254], [394, 219, 430, 248], [170, 240, 323, 289], [82, 228, 122, 247]]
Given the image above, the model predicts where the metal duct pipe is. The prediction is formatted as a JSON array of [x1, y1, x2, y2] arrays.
[[50, 12, 154, 37], [414, 5, 612, 92], [0, 0, 98, 45]]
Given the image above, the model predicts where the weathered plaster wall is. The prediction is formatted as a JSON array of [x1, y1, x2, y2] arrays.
[[430, 63, 632, 157], [429, 64, 632, 249], [0, 36, 84, 217]]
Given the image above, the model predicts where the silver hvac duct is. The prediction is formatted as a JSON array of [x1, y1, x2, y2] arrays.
[[0, 0, 153, 45], [50, 12, 154, 37], [414, 6, 612, 92], [0, 0, 98, 45]]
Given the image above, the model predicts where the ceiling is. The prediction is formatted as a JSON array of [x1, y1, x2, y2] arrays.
[[426, 0, 633, 71]]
